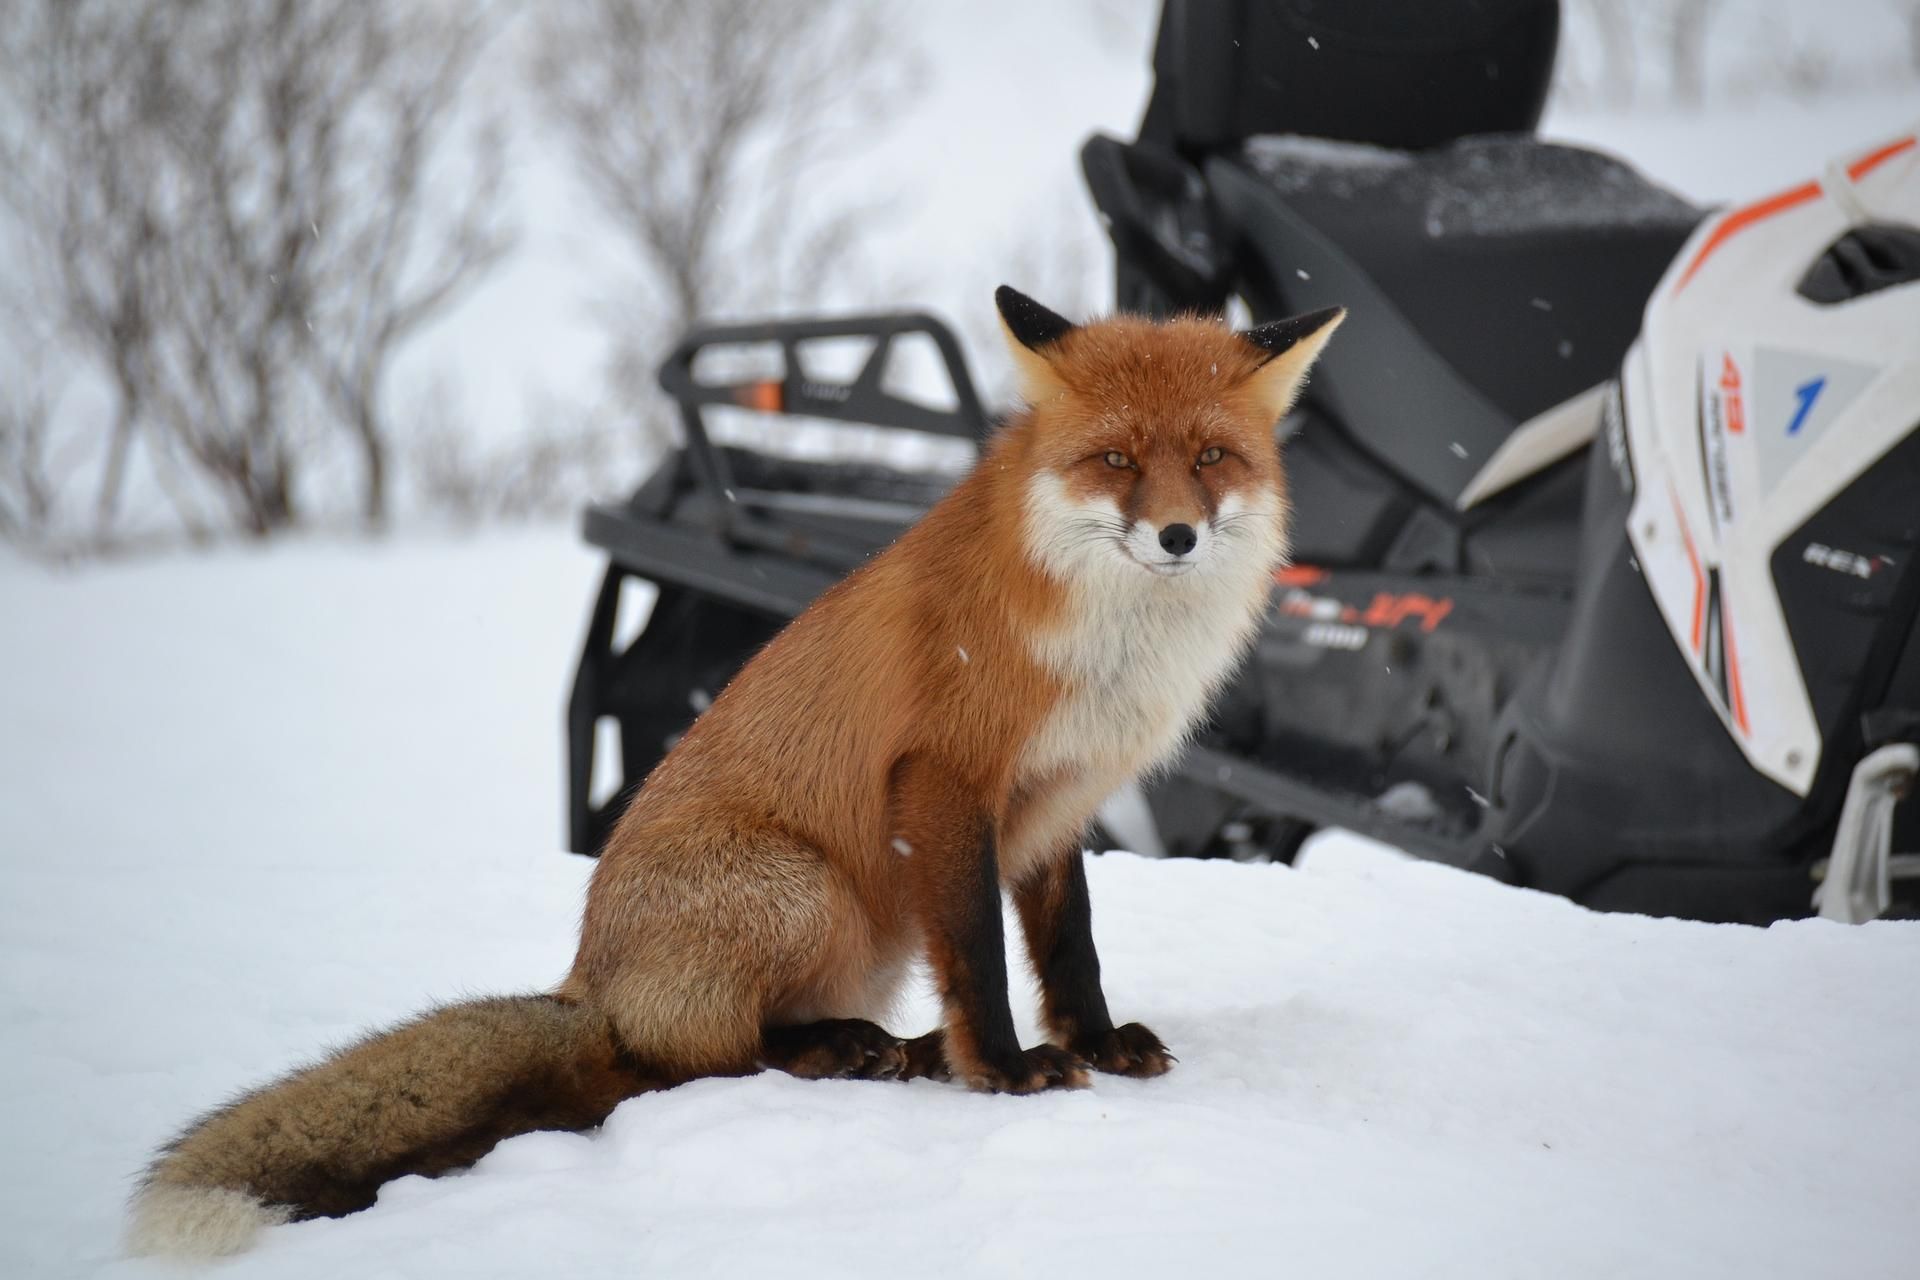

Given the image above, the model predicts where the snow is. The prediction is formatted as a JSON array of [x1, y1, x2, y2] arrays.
[[5, 532, 1920, 1278], [1243, 132, 1703, 238]]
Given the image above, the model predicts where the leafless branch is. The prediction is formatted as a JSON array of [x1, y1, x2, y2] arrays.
[[0, 0, 511, 544], [526, 0, 909, 427]]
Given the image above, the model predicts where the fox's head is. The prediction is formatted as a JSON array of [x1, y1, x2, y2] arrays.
[[997, 285, 1342, 590]]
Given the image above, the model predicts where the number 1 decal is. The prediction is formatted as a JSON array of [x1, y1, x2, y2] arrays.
[[1787, 376, 1826, 436]]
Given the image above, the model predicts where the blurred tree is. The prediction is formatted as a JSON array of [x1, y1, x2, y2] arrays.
[[1900, 0, 1920, 74], [0, 374, 56, 543], [0, 3, 170, 536], [1592, 1, 1642, 108], [1558, 0, 1915, 110], [526, 0, 902, 420], [1664, 0, 1721, 107], [1559, 0, 1721, 110], [0, 0, 509, 542]]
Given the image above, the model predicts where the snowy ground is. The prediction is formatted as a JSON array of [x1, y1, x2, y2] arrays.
[[4, 532, 1920, 1279]]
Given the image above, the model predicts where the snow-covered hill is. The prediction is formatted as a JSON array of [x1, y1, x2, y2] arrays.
[[4, 532, 1918, 1279]]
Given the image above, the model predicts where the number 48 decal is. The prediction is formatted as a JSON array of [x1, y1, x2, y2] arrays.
[[1787, 376, 1826, 436]]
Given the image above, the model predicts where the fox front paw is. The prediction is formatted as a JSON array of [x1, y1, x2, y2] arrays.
[[1071, 1022, 1176, 1078], [964, 1044, 1090, 1094]]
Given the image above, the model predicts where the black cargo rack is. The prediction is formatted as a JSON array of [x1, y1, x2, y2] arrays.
[[569, 312, 988, 854]]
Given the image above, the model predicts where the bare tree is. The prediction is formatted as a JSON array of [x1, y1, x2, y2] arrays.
[[1556, 0, 1723, 110], [1, 2, 167, 534], [1663, 0, 1720, 107], [279, 7, 512, 527], [0, 377, 57, 542], [1557, 0, 1642, 108], [1595, 7, 1638, 107], [0, 0, 509, 543], [527, 0, 905, 415], [1558, 0, 1917, 111], [1896, 0, 1920, 76]]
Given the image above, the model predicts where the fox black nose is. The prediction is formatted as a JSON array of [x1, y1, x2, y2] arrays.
[[1158, 523, 1197, 557]]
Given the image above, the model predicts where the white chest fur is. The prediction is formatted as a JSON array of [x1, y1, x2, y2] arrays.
[[1015, 477, 1283, 785], [1019, 564, 1268, 783]]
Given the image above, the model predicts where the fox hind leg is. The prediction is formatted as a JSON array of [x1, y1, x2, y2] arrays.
[[758, 1022, 952, 1083], [761, 1019, 906, 1080]]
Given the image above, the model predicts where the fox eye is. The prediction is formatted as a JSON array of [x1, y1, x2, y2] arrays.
[[1103, 450, 1131, 469], [1198, 446, 1225, 466]]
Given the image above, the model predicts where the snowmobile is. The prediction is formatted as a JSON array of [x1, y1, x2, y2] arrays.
[[564, 0, 1920, 925]]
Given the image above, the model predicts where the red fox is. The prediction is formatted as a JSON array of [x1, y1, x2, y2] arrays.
[[127, 287, 1342, 1257]]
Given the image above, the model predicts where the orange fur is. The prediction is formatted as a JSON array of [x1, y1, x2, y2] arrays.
[[574, 300, 1341, 1081], [130, 292, 1341, 1256]]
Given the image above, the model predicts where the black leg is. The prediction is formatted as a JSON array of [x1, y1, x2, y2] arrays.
[[890, 754, 1087, 1094], [1015, 850, 1175, 1078]]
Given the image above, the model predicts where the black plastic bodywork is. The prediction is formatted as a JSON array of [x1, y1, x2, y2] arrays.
[[1138, 0, 1559, 155]]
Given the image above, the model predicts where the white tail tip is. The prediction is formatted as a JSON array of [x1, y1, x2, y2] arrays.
[[126, 1184, 291, 1259]]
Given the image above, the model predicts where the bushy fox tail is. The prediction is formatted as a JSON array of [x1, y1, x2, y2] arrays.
[[127, 994, 655, 1259]]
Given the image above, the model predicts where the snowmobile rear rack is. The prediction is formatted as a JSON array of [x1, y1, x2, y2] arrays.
[[656, 311, 988, 522], [569, 312, 987, 855]]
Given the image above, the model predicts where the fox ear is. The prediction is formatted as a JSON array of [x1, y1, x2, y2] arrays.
[[996, 285, 1075, 351], [1240, 306, 1345, 421], [996, 285, 1076, 402]]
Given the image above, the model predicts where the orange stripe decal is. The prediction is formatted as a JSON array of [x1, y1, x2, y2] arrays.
[[1675, 181, 1820, 292], [1846, 135, 1916, 180], [1275, 565, 1327, 587], [1671, 489, 1705, 653], [1722, 599, 1751, 736], [1676, 134, 1917, 293]]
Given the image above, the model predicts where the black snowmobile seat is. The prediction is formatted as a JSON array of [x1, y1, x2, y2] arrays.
[[1134, 0, 1703, 506], [1209, 135, 1702, 506], [1142, 0, 1562, 155]]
